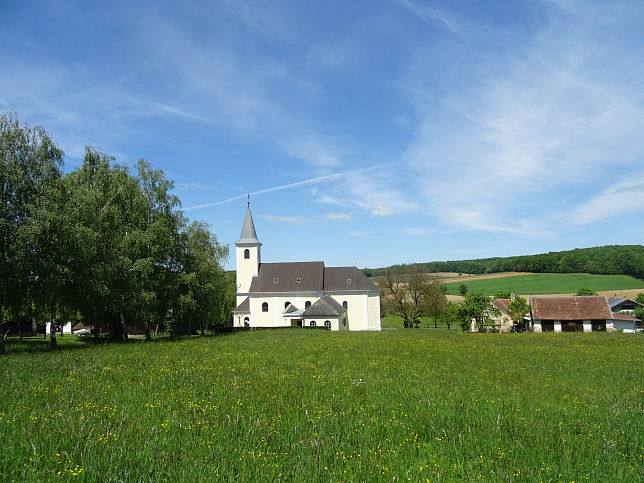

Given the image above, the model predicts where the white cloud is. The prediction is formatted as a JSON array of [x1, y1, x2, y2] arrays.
[[568, 172, 644, 225], [395, 0, 463, 34], [261, 212, 353, 224], [401, 1, 644, 232]]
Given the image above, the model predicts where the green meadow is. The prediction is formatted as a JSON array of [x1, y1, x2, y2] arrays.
[[443, 273, 644, 296], [1, 330, 643, 481]]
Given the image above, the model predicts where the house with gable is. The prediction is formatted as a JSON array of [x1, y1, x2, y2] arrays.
[[233, 203, 381, 331]]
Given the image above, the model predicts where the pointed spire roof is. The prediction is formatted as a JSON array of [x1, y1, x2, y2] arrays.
[[236, 202, 261, 246]]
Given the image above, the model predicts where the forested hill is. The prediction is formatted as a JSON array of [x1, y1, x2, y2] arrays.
[[363, 245, 644, 281]]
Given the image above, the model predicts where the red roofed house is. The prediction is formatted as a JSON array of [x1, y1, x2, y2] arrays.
[[530, 296, 636, 333]]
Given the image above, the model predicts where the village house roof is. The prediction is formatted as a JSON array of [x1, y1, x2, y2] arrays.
[[531, 296, 613, 321], [302, 296, 346, 317], [248, 262, 378, 293], [612, 313, 640, 321], [607, 296, 642, 309], [235, 204, 262, 246], [493, 298, 511, 314]]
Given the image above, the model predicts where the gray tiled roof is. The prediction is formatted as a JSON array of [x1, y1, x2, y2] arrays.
[[249, 262, 325, 292], [247, 262, 379, 293], [234, 297, 250, 314], [324, 266, 378, 291], [302, 296, 346, 317], [236, 205, 261, 246]]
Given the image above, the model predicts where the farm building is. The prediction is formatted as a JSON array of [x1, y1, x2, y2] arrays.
[[530, 296, 636, 332], [233, 203, 381, 331]]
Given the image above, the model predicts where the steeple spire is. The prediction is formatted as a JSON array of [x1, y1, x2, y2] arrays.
[[236, 201, 261, 246]]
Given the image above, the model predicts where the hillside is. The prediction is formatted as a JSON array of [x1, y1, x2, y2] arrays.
[[363, 245, 644, 281]]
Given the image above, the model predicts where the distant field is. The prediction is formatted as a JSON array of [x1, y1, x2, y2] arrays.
[[443, 272, 644, 296], [1, 331, 642, 481]]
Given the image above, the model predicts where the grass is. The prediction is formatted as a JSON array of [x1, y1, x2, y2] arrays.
[[444, 272, 644, 296], [1, 330, 643, 481]]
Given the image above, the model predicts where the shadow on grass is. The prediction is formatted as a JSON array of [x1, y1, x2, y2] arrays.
[[4, 330, 233, 355]]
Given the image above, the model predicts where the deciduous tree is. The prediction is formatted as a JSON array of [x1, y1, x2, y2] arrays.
[[378, 264, 446, 328]]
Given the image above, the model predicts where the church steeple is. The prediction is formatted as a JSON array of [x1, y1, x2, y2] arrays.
[[235, 200, 261, 301], [236, 200, 261, 246]]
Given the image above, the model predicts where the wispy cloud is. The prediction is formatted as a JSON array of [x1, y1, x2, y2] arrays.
[[568, 172, 644, 225], [395, 0, 462, 34], [262, 212, 353, 224], [401, 0, 644, 233]]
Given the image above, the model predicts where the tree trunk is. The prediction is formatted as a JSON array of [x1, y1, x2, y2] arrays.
[[0, 305, 6, 355], [119, 312, 128, 342], [144, 319, 152, 342], [49, 305, 57, 348], [200, 319, 205, 337]]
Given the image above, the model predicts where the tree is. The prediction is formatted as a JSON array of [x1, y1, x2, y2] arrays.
[[175, 221, 228, 336], [378, 264, 447, 328], [0, 112, 63, 353], [507, 295, 531, 331], [437, 302, 460, 330], [494, 290, 511, 299], [576, 287, 598, 296], [459, 284, 468, 296], [458, 292, 501, 332]]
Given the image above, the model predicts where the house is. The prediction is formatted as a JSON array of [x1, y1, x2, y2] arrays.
[[530, 296, 618, 332], [607, 296, 642, 314], [233, 203, 381, 331], [491, 296, 531, 332], [487, 298, 513, 332], [611, 313, 639, 333]]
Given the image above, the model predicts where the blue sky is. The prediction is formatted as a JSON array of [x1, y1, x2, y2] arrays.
[[2, 0, 643, 270]]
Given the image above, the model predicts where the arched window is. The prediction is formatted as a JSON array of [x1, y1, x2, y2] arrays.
[[305, 301, 311, 309], [284, 301, 291, 309], [244, 249, 250, 259], [243, 317, 249, 327], [324, 320, 331, 329], [342, 301, 348, 309], [262, 302, 268, 312], [310, 321, 316, 327]]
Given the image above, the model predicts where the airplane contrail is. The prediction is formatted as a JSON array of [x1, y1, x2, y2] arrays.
[[183, 171, 346, 211]]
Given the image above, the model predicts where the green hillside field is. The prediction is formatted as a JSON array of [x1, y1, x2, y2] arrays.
[[1, 331, 642, 481], [443, 272, 644, 296]]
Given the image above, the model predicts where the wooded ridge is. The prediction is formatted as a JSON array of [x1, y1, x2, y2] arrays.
[[363, 245, 644, 281]]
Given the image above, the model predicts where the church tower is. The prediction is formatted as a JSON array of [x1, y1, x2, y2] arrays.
[[235, 201, 261, 305]]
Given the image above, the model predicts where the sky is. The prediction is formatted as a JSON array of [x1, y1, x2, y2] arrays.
[[1, 0, 643, 271]]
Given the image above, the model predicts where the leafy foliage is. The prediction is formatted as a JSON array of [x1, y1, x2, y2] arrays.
[[364, 245, 644, 281], [576, 287, 598, 296], [1, 113, 230, 346], [377, 264, 446, 328]]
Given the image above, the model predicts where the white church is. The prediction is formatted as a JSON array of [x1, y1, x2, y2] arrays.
[[233, 203, 381, 331]]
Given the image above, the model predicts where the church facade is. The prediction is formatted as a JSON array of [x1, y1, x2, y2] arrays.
[[233, 204, 381, 331]]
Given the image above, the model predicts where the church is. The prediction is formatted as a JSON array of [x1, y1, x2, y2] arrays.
[[233, 203, 381, 331]]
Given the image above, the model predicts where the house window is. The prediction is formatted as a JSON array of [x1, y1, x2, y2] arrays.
[[310, 321, 316, 327], [244, 249, 250, 259], [305, 301, 311, 309], [342, 301, 348, 309], [262, 302, 269, 312], [284, 301, 291, 309], [243, 317, 249, 327], [324, 320, 331, 329]]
